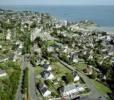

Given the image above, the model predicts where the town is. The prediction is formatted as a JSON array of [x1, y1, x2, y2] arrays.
[[0, 9, 114, 100]]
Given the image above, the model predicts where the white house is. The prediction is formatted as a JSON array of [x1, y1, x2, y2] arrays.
[[88, 55, 93, 60], [31, 28, 42, 41], [69, 52, 79, 63], [47, 46, 54, 53], [40, 59, 46, 65], [55, 24, 62, 28], [33, 43, 41, 53], [42, 64, 52, 71], [13, 55, 17, 62], [37, 83, 51, 97], [63, 45, 68, 53], [6, 29, 11, 40], [72, 72, 80, 82], [19, 43, 23, 49], [43, 89, 51, 97], [106, 35, 111, 41], [41, 71, 54, 80], [0, 69, 7, 77]]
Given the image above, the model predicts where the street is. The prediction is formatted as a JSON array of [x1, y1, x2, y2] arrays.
[[28, 61, 39, 100], [15, 56, 26, 100]]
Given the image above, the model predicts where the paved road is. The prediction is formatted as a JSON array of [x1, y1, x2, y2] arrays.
[[28, 61, 39, 100], [15, 56, 26, 100], [59, 59, 107, 100]]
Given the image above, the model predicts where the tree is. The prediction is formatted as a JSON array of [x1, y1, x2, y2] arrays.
[[30, 21, 37, 28], [65, 73, 73, 84]]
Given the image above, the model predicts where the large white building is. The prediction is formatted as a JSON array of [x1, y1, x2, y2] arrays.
[[59, 84, 85, 98]]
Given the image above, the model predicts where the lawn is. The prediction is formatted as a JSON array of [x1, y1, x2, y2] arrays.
[[73, 63, 87, 71], [91, 79, 112, 95], [52, 62, 71, 77], [34, 66, 43, 75]]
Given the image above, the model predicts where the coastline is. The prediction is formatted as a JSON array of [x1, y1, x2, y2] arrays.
[[0, 5, 114, 27], [87, 26, 114, 34]]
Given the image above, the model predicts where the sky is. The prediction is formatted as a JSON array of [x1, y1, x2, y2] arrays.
[[0, 0, 114, 5]]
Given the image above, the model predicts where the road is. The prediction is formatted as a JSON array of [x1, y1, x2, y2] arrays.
[[16, 55, 41, 100], [28, 61, 39, 100], [15, 56, 26, 100], [59, 59, 107, 100]]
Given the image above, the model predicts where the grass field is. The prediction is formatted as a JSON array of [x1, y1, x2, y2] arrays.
[[52, 62, 71, 77], [91, 79, 111, 95], [73, 63, 87, 71]]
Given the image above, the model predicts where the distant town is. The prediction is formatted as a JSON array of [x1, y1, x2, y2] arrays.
[[0, 9, 114, 100]]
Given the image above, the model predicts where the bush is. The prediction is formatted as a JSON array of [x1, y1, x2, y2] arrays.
[[51, 92, 56, 97], [21, 68, 28, 94]]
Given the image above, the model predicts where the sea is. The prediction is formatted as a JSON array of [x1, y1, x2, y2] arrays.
[[0, 5, 114, 27]]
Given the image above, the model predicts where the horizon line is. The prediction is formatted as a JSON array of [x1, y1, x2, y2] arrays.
[[0, 4, 114, 6]]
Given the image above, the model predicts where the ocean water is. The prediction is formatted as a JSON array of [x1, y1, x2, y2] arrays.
[[0, 5, 114, 27]]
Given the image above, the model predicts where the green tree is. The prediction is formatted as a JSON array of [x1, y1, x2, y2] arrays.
[[65, 73, 73, 84]]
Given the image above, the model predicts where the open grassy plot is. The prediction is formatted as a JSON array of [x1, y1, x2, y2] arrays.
[[91, 79, 111, 95], [52, 62, 71, 77], [34, 66, 43, 75]]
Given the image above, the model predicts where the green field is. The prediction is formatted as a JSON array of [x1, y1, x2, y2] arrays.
[[52, 62, 71, 77], [73, 63, 87, 71], [91, 79, 111, 95]]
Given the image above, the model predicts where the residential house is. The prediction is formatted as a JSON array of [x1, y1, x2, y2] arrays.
[[0, 69, 7, 77], [41, 70, 54, 80], [37, 83, 51, 97], [72, 71, 80, 82], [69, 52, 78, 63], [83, 65, 93, 75], [40, 59, 46, 65], [6, 29, 11, 40], [47, 46, 54, 53], [63, 45, 68, 53], [88, 55, 93, 60], [18, 43, 23, 49], [12, 54, 17, 62], [33, 43, 41, 54], [42, 63, 52, 71], [106, 35, 111, 41], [15, 41, 23, 49], [31, 28, 42, 41]]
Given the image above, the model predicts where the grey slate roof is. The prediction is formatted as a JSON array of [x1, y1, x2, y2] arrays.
[[0, 69, 6, 74]]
